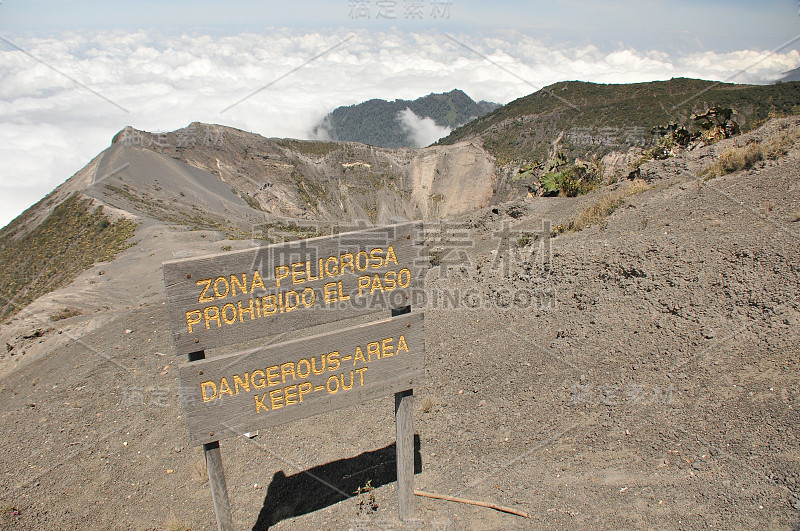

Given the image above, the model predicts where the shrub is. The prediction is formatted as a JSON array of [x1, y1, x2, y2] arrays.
[[540, 163, 600, 197], [516, 232, 536, 247], [241, 193, 262, 211], [428, 248, 443, 267], [420, 396, 435, 413]]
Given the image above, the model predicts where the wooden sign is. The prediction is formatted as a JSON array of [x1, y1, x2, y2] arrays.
[[179, 313, 424, 446], [163, 222, 427, 529], [163, 222, 424, 357]]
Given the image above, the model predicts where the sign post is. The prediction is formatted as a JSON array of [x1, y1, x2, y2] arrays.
[[187, 349, 234, 531], [391, 304, 414, 520], [395, 388, 414, 520], [163, 222, 425, 528]]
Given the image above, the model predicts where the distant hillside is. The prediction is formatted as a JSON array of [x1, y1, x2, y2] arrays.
[[313, 89, 500, 148], [777, 67, 800, 82], [437, 78, 800, 165]]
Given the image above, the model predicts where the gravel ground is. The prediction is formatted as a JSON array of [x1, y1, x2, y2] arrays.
[[1, 117, 799, 530]]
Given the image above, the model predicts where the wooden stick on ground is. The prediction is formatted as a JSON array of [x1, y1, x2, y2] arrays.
[[414, 490, 530, 518]]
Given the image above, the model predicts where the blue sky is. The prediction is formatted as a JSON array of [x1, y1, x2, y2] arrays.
[[0, 0, 799, 229], [3, 0, 798, 53]]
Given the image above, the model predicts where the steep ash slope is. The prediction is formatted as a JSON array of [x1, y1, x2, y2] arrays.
[[113, 123, 498, 224]]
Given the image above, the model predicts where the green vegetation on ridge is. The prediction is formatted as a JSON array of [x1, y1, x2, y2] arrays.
[[0, 194, 137, 321], [437, 78, 800, 165]]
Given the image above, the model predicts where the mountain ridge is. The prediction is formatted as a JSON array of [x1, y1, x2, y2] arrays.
[[437, 77, 800, 165], [0, 121, 500, 322], [313, 88, 500, 148]]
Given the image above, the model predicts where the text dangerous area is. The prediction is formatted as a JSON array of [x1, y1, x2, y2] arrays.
[[178, 298, 424, 445], [199, 333, 411, 413]]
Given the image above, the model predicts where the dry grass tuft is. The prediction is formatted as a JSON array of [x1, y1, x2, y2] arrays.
[[572, 196, 626, 232], [703, 143, 763, 179], [420, 396, 436, 413], [50, 307, 82, 321], [701, 125, 800, 180], [164, 517, 193, 531], [557, 179, 650, 234], [192, 458, 209, 484]]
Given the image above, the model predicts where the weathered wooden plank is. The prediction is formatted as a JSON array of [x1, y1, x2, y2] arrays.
[[395, 389, 414, 521], [179, 313, 425, 446], [163, 222, 424, 356]]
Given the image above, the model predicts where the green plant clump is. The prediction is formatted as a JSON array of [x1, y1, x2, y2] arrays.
[[541, 164, 600, 197]]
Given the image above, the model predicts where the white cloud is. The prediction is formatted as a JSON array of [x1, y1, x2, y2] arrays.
[[397, 108, 452, 148], [1, 28, 799, 228]]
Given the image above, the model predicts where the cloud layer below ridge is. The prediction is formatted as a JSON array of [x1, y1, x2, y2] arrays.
[[1, 28, 799, 227]]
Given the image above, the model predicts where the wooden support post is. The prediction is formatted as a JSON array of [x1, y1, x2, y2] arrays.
[[204, 441, 234, 531], [188, 351, 234, 531], [391, 304, 414, 520], [395, 389, 414, 521]]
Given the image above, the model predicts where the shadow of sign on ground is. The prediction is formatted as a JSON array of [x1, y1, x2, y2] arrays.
[[253, 435, 422, 530]]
